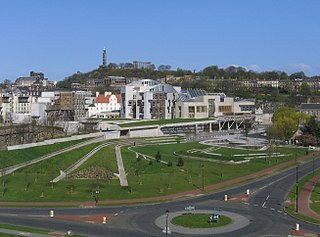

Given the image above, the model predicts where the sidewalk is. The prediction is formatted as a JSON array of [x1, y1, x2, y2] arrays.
[[298, 173, 320, 221], [0, 150, 319, 207]]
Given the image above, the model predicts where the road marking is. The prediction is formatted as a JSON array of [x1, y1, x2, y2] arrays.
[[253, 204, 258, 207], [277, 210, 282, 213], [18, 232, 30, 236], [28, 214, 46, 217], [262, 201, 266, 208], [266, 195, 270, 201], [244, 202, 250, 205], [114, 213, 118, 216], [0, 214, 18, 216], [270, 208, 275, 211]]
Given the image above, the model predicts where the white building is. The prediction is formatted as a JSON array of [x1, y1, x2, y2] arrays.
[[121, 79, 181, 119], [175, 91, 255, 119], [88, 92, 121, 118]]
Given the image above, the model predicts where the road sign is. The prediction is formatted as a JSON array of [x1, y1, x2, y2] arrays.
[[185, 205, 195, 212]]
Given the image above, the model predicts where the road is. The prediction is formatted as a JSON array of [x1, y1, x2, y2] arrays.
[[0, 156, 319, 236]]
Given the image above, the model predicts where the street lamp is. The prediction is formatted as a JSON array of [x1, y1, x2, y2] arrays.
[[295, 165, 299, 213], [165, 210, 169, 237], [95, 174, 100, 204], [201, 164, 205, 191]]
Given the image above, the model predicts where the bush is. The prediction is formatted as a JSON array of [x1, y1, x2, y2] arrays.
[[177, 157, 184, 167], [155, 151, 161, 162], [167, 161, 172, 167]]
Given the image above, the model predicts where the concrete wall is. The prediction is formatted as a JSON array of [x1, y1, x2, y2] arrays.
[[128, 127, 163, 137], [7, 132, 103, 150], [104, 130, 120, 139]]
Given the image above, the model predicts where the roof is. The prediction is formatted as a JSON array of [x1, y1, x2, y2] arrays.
[[300, 103, 320, 110], [96, 94, 121, 103]]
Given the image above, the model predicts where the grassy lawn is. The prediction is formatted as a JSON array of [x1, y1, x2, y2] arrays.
[[0, 223, 88, 237], [0, 139, 308, 202], [119, 118, 211, 127], [0, 141, 108, 202], [172, 214, 231, 228], [71, 144, 118, 174], [0, 223, 49, 235], [0, 138, 89, 169]]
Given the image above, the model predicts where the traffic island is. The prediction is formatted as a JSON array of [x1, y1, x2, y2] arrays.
[[172, 213, 232, 228], [155, 209, 250, 235]]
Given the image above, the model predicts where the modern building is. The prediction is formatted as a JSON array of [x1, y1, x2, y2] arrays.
[[175, 91, 255, 119], [121, 79, 181, 119]]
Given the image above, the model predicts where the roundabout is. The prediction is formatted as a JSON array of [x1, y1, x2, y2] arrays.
[[154, 209, 250, 235]]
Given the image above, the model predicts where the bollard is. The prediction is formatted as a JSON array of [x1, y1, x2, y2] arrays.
[[103, 216, 107, 224], [224, 194, 228, 201], [67, 230, 73, 236], [49, 210, 54, 218], [246, 189, 250, 195], [295, 223, 300, 231]]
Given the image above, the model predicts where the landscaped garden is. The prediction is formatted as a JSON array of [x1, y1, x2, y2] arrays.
[[0, 136, 309, 203]]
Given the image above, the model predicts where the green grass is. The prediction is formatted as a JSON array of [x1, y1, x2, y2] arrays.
[[0, 138, 89, 169], [0, 233, 20, 237], [0, 223, 49, 235], [171, 214, 231, 228], [119, 118, 211, 127], [0, 139, 309, 203], [0, 141, 108, 202], [72, 144, 118, 174]]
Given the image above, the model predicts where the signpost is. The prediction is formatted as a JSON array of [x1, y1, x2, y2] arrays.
[[209, 214, 220, 223], [185, 205, 195, 214]]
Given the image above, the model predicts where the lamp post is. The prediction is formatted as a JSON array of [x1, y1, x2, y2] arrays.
[[95, 174, 100, 204], [201, 164, 204, 191], [165, 210, 169, 237], [313, 156, 315, 176], [295, 165, 299, 213]]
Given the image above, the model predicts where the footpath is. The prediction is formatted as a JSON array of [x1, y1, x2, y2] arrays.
[[298, 173, 320, 221], [0, 150, 319, 207]]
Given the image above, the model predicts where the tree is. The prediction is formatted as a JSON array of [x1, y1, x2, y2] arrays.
[[296, 134, 317, 146], [301, 82, 311, 96], [177, 157, 184, 167], [158, 65, 171, 71], [290, 71, 306, 80], [108, 63, 118, 69], [243, 120, 252, 139], [274, 116, 298, 141], [155, 151, 161, 162]]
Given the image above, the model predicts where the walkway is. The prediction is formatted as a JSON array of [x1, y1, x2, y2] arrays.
[[154, 210, 250, 235], [115, 145, 128, 187], [298, 173, 320, 221]]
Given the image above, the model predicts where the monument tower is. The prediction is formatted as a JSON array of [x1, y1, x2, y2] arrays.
[[102, 48, 107, 67]]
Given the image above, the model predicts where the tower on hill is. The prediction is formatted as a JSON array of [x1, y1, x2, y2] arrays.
[[102, 48, 107, 67]]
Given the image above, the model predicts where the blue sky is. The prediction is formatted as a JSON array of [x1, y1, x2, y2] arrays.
[[0, 0, 320, 82]]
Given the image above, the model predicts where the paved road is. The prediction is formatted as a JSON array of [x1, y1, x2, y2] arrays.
[[0, 157, 320, 236]]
